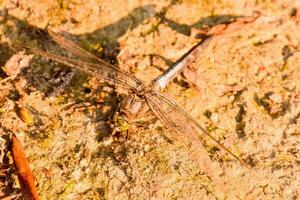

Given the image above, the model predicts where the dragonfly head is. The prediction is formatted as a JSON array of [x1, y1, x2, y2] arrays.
[[120, 94, 148, 119]]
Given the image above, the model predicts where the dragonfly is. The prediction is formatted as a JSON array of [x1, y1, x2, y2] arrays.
[[17, 30, 246, 190]]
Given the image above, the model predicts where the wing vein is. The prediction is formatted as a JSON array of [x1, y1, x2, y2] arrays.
[[151, 91, 246, 166], [18, 43, 142, 91]]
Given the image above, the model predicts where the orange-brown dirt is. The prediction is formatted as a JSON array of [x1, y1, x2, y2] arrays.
[[0, 1, 300, 199]]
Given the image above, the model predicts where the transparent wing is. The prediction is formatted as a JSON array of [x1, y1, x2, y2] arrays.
[[19, 43, 144, 91], [48, 30, 101, 63], [48, 31, 144, 86], [147, 91, 245, 164], [144, 90, 246, 188]]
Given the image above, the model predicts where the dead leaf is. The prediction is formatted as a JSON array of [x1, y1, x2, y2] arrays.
[[11, 134, 40, 200]]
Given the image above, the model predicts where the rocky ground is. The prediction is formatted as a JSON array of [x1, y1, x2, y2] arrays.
[[0, 0, 300, 199]]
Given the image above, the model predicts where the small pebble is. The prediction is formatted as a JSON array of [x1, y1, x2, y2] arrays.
[[210, 112, 219, 123], [144, 144, 151, 152], [270, 93, 282, 103], [53, 78, 61, 84]]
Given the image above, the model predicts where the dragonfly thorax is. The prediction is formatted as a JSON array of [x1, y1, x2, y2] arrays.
[[134, 84, 147, 96]]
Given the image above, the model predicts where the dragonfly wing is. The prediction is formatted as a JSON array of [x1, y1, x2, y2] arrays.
[[48, 30, 103, 63], [48, 31, 144, 86], [144, 90, 244, 193], [148, 91, 245, 165], [19, 43, 144, 91]]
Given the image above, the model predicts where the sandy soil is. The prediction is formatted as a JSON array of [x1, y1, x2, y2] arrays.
[[0, 0, 300, 199]]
